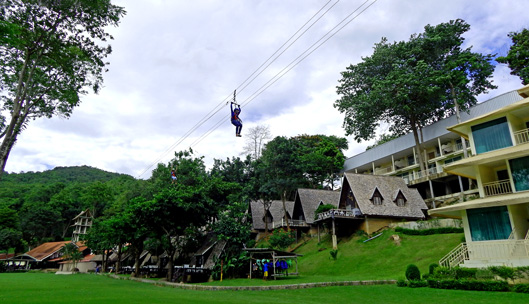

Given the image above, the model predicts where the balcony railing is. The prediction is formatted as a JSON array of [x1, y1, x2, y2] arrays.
[[514, 128, 529, 145], [483, 179, 513, 196], [271, 219, 308, 228], [374, 167, 392, 175], [316, 209, 363, 221]]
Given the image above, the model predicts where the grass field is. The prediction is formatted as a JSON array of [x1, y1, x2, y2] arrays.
[[203, 229, 464, 286], [1, 272, 528, 304]]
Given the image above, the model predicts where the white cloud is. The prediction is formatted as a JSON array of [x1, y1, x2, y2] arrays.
[[5, 0, 529, 178]]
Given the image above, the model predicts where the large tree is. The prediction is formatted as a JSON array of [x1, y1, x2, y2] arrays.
[[0, 0, 126, 178], [497, 28, 529, 85], [335, 19, 495, 173], [240, 125, 272, 160]]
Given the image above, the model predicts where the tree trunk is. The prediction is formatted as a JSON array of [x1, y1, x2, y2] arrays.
[[166, 252, 174, 281], [282, 191, 290, 231], [116, 243, 122, 274], [410, 118, 426, 173], [134, 249, 141, 277]]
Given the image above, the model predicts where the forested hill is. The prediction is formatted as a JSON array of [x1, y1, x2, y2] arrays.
[[1, 165, 130, 184]]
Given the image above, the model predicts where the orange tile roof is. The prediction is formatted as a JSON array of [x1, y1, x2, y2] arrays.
[[25, 241, 70, 261], [0, 253, 15, 260]]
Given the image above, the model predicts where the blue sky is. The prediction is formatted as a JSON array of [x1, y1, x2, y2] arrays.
[[5, 0, 529, 178]]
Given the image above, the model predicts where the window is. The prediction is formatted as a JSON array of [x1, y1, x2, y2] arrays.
[[445, 156, 462, 165], [467, 206, 512, 241], [471, 117, 512, 154], [509, 156, 529, 192], [371, 189, 383, 205], [407, 155, 415, 166], [394, 192, 406, 207]]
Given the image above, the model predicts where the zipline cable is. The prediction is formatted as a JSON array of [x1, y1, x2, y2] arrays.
[[136, 1, 340, 178], [190, 0, 378, 149]]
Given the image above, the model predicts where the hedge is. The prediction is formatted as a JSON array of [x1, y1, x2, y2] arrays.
[[427, 279, 510, 292], [395, 227, 463, 235]]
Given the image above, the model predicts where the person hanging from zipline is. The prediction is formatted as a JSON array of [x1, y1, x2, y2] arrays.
[[171, 167, 177, 184], [230, 102, 242, 137]]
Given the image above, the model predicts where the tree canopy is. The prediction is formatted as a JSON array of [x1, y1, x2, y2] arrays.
[[0, 0, 126, 178], [497, 28, 529, 85], [334, 19, 495, 172]]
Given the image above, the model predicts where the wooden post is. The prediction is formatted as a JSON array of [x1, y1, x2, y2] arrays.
[[317, 223, 320, 243], [332, 217, 337, 250]]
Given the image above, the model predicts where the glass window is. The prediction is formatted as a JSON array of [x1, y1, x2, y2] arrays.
[[509, 156, 529, 192], [471, 117, 512, 154], [467, 206, 512, 241]]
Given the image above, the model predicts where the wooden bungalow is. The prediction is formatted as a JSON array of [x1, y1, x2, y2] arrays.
[[249, 200, 294, 238], [315, 173, 428, 249]]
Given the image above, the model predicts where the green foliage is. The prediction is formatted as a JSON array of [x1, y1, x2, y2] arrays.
[[408, 280, 428, 288], [488, 266, 516, 280], [366, 133, 400, 150], [454, 267, 477, 279], [314, 204, 334, 220], [0, 1, 126, 176], [394, 227, 463, 235], [513, 284, 529, 294], [428, 263, 438, 275], [329, 249, 338, 261], [396, 279, 408, 287], [268, 229, 296, 250], [335, 19, 495, 173], [405, 264, 421, 281], [497, 28, 529, 85], [427, 278, 510, 292]]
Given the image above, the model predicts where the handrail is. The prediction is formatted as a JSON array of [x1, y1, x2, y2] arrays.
[[483, 179, 513, 196], [514, 128, 529, 145], [439, 243, 468, 268]]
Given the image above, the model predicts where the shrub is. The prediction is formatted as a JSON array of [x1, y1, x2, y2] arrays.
[[427, 279, 509, 292], [454, 267, 477, 279], [314, 204, 335, 219], [329, 249, 338, 261], [405, 264, 421, 281], [394, 227, 463, 235], [432, 266, 455, 279], [268, 229, 296, 250], [428, 263, 438, 275], [513, 284, 529, 294], [408, 280, 428, 288], [396, 279, 408, 287], [475, 268, 494, 280], [489, 266, 515, 280]]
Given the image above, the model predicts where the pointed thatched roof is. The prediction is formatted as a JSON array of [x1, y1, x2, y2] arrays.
[[249, 200, 294, 230], [294, 189, 340, 224], [342, 173, 427, 219]]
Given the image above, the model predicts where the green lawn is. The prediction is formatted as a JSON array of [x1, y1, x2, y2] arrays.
[[205, 229, 463, 286], [1, 273, 528, 304]]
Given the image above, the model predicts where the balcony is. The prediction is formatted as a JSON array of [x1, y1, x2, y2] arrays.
[[374, 166, 393, 175], [271, 219, 308, 228], [483, 179, 513, 196], [514, 128, 529, 145], [316, 209, 363, 221]]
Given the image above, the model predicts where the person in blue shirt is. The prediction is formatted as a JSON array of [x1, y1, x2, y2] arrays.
[[230, 102, 242, 137]]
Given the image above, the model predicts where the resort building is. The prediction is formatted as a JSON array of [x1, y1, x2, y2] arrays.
[[342, 90, 523, 207], [429, 85, 529, 268]]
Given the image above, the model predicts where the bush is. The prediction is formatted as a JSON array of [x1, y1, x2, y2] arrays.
[[314, 204, 335, 220], [395, 227, 463, 235], [513, 284, 529, 294], [431, 266, 455, 279], [329, 249, 338, 261], [454, 267, 477, 279], [396, 279, 408, 287], [428, 263, 438, 275], [475, 268, 494, 280], [489, 266, 515, 280], [427, 279, 510, 292], [405, 264, 421, 281], [408, 280, 428, 288], [268, 229, 296, 250]]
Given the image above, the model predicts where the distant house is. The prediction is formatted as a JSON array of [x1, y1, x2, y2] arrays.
[[72, 209, 93, 243], [311, 173, 427, 249], [9, 241, 84, 270], [249, 200, 294, 238], [292, 188, 340, 234], [429, 84, 529, 268]]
